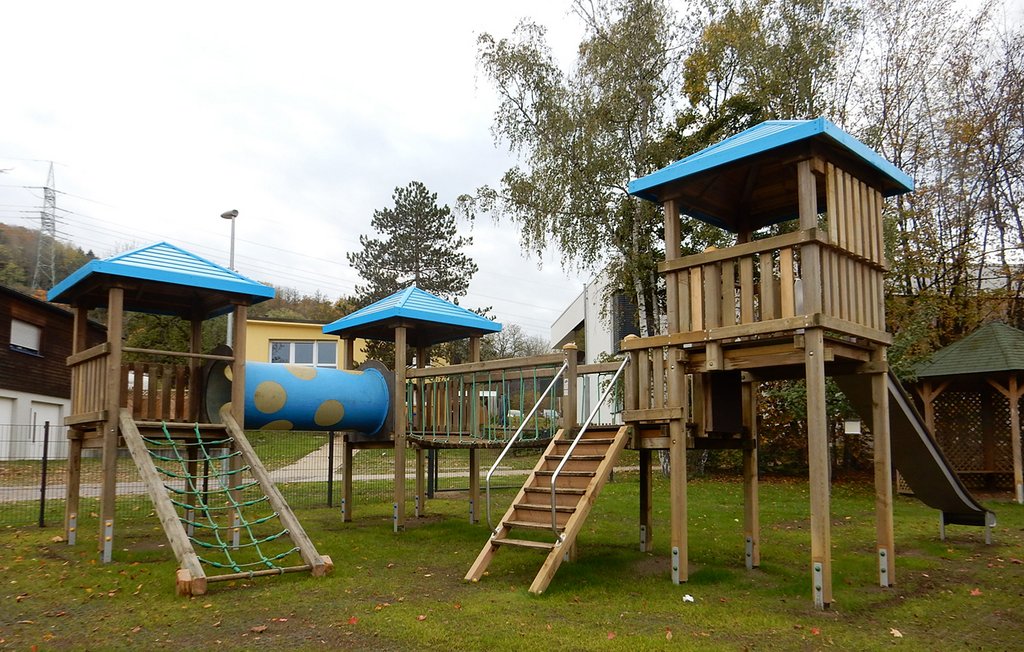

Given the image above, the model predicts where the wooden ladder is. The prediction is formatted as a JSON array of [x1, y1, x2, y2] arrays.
[[465, 424, 631, 594]]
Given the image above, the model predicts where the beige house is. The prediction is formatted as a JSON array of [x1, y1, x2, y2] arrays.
[[245, 318, 367, 368]]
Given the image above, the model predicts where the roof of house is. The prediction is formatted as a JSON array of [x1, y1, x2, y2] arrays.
[[47, 241, 274, 318], [322, 286, 501, 347], [628, 117, 914, 232], [2, 284, 106, 331], [915, 322, 1024, 378]]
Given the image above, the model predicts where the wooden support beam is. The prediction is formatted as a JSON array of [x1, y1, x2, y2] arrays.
[[805, 328, 832, 608], [742, 379, 760, 569], [99, 286, 124, 559], [341, 434, 353, 522], [640, 448, 653, 552], [394, 325, 408, 532], [469, 448, 480, 524], [987, 375, 1024, 504], [668, 346, 688, 585], [871, 349, 895, 587], [563, 343, 578, 433]]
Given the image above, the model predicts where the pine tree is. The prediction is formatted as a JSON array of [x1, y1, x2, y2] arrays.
[[348, 181, 480, 365], [348, 181, 478, 307]]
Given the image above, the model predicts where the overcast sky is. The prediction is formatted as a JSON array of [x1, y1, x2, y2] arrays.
[[0, 1, 593, 341]]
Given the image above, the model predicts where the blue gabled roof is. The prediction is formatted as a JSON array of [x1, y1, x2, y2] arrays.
[[323, 286, 501, 345], [629, 117, 914, 203], [48, 241, 274, 314]]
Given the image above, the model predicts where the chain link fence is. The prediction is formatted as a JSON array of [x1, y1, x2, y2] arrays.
[[0, 423, 544, 527]]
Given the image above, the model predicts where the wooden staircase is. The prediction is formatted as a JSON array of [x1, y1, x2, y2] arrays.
[[465, 424, 631, 594]]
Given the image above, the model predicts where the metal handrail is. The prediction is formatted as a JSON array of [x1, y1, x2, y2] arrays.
[[484, 361, 568, 531], [550, 356, 629, 539]]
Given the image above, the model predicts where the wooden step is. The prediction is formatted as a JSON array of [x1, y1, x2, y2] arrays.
[[552, 438, 614, 447], [492, 538, 556, 551], [534, 470, 595, 477], [544, 454, 605, 462], [504, 519, 564, 532], [523, 486, 585, 506], [515, 502, 576, 513]]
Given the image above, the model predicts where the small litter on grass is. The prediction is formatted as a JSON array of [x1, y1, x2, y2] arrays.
[[682, 594, 695, 603]]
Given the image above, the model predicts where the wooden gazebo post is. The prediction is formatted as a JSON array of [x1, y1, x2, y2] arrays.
[[394, 325, 408, 532]]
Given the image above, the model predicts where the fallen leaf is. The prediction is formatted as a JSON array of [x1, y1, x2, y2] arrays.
[[453, 602, 462, 610], [50, 536, 64, 543], [15, 594, 28, 602], [250, 625, 268, 633], [130, 626, 142, 634], [666, 628, 673, 640], [416, 614, 427, 622], [970, 588, 983, 596], [890, 628, 903, 638], [607, 632, 616, 640], [348, 616, 359, 625], [811, 627, 821, 636]]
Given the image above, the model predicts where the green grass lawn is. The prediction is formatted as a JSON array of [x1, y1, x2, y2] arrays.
[[1, 474, 1021, 650]]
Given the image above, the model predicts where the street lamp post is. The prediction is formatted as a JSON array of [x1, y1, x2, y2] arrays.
[[221, 209, 238, 347]]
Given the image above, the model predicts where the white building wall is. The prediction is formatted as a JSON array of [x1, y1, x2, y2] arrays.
[[0, 389, 69, 460]]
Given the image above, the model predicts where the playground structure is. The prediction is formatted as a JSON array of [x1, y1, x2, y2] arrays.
[[47, 242, 332, 595], [44, 119, 999, 607]]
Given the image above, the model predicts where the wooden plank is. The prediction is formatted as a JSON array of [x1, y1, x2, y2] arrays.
[[759, 252, 776, 321], [720, 259, 736, 327], [825, 163, 839, 243], [739, 256, 754, 324], [638, 349, 652, 410], [160, 365, 173, 421], [677, 271, 691, 332], [405, 353, 563, 378], [66, 342, 111, 366], [835, 167, 848, 251], [689, 268, 704, 330], [779, 248, 795, 318], [798, 161, 822, 315], [660, 229, 822, 273], [174, 366, 187, 421], [121, 347, 234, 361], [666, 271, 679, 333], [622, 407, 685, 421], [704, 263, 722, 328], [652, 350, 665, 409]]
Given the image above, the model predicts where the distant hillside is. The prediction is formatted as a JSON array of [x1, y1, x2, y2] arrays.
[[0, 222, 96, 295]]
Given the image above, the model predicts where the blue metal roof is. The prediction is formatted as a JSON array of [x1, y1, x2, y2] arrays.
[[629, 117, 914, 202], [48, 241, 274, 311], [323, 286, 501, 345]]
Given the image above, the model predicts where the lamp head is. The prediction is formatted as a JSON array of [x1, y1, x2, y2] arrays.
[[220, 209, 239, 219]]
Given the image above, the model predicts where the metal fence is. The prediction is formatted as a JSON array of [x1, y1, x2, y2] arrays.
[[0, 423, 543, 527]]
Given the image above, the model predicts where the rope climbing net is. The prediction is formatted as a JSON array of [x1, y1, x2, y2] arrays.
[[142, 424, 301, 575]]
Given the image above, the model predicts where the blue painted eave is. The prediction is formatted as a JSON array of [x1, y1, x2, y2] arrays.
[[629, 117, 915, 202], [323, 286, 501, 337], [47, 241, 275, 305]]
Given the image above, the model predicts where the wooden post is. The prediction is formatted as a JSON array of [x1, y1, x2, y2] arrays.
[[228, 303, 247, 535], [468, 337, 482, 523], [805, 328, 832, 608], [989, 375, 1023, 504], [341, 433, 353, 522], [798, 160, 823, 316], [393, 325, 408, 532], [65, 305, 89, 542], [341, 338, 355, 371], [415, 345, 427, 518], [639, 448, 653, 552], [871, 348, 895, 587], [188, 313, 203, 422], [668, 347, 688, 584], [742, 377, 760, 569], [563, 343, 578, 436], [664, 199, 681, 334], [99, 286, 124, 560]]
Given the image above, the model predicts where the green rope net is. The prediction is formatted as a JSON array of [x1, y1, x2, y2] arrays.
[[142, 424, 300, 574]]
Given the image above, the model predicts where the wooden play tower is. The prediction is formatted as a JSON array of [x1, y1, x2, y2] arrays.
[[48, 242, 331, 595], [623, 118, 915, 608]]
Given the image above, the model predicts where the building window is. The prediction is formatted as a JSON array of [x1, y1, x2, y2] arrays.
[[269, 340, 337, 368], [10, 319, 42, 355]]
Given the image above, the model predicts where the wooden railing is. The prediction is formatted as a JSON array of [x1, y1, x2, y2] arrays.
[[405, 354, 564, 442], [67, 345, 233, 427], [67, 343, 111, 425], [658, 228, 887, 346]]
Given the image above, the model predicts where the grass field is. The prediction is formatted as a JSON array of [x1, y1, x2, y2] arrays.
[[1, 474, 1021, 650]]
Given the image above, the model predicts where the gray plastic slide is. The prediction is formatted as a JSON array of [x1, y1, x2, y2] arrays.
[[835, 371, 995, 528]]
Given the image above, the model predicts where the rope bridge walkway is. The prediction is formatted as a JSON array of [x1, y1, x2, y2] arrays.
[[118, 409, 331, 595]]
